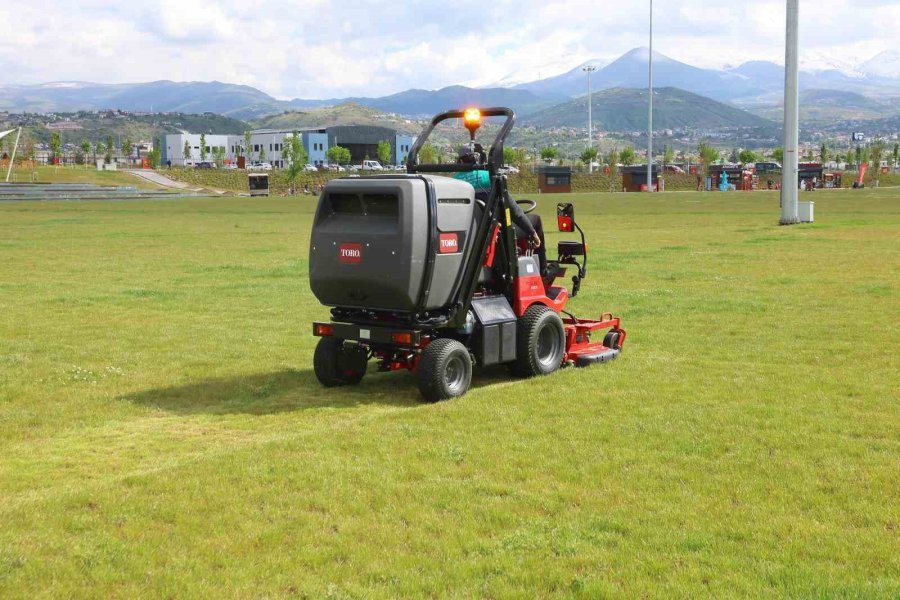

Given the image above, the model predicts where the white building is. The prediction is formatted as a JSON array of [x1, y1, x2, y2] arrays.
[[162, 133, 241, 167]]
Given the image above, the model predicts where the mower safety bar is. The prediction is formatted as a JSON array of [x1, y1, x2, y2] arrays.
[[406, 107, 516, 177]]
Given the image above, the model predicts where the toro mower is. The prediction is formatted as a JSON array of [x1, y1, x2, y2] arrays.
[[309, 107, 625, 401]]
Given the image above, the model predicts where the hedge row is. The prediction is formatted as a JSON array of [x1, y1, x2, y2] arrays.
[[162, 167, 900, 197]]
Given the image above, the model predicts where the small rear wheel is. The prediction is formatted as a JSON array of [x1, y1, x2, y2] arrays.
[[314, 337, 367, 387], [603, 330, 622, 350], [417, 338, 472, 402], [513, 305, 565, 377]]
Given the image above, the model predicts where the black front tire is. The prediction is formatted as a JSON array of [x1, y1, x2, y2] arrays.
[[417, 338, 473, 402], [513, 305, 566, 377], [314, 337, 367, 387]]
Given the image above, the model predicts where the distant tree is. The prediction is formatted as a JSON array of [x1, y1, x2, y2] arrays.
[[869, 139, 885, 168], [243, 130, 252, 159], [183, 140, 192, 163], [258, 144, 266, 162], [418, 143, 436, 164], [199, 134, 207, 162], [96, 142, 106, 161], [540, 146, 557, 163], [80, 139, 91, 165], [106, 134, 114, 163], [326, 145, 351, 165], [738, 149, 757, 164], [728, 148, 739, 163], [855, 145, 864, 167], [579, 147, 598, 166], [502, 146, 518, 166], [772, 147, 784, 164], [607, 147, 619, 170], [663, 145, 674, 166], [697, 141, 719, 172], [50, 132, 62, 163], [122, 137, 133, 165], [376, 140, 392, 165], [212, 147, 226, 168], [805, 148, 814, 161], [893, 143, 899, 169], [819, 142, 828, 165], [283, 131, 307, 194], [283, 130, 307, 167], [148, 137, 161, 168], [619, 145, 636, 166]]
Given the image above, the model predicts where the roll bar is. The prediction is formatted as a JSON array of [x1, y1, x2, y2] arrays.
[[406, 107, 516, 177]]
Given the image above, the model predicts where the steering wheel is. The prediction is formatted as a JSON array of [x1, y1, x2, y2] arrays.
[[516, 198, 537, 214]]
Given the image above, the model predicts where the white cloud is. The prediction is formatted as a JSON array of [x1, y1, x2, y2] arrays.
[[0, 0, 896, 98]]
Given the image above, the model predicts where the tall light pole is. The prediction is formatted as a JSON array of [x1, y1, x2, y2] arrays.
[[780, 0, 800, 224], [646, 0, 654, 192], [583, 65, 597, 173]]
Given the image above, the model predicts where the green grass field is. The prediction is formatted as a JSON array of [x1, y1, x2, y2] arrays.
[[4, 165, 163, 189], [1, 189, 897, 598]]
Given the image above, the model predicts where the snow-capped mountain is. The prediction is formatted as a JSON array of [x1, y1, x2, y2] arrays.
[[859, 50, 900, 80]]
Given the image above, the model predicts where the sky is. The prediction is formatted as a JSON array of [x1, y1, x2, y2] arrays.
[[1, 0, 897, 99]]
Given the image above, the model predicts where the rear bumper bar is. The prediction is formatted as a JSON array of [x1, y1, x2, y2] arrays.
[[312, 321, 422, 347]]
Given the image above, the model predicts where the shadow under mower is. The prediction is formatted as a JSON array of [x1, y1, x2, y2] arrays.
[[309, 107, 625, 402]]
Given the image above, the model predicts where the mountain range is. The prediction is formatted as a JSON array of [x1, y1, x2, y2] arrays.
[[521, 87, 773, 130], [1, 48, 898, 124]]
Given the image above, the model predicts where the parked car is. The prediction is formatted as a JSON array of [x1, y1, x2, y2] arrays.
[[755, 161, 782, 173], [361, 160, 384, 171], [499, 165, 520, 174], [248, 162, 272, 171], [304, 163, 318, 172], [223, 163, 238, 170], [197, 161, 217, 169], [662, 165, 685, 174]]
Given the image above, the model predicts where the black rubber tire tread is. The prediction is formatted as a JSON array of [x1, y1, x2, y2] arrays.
[[313, 337, 366, 387], [513, 304, 566, 377], [417, 338, 473, 403]]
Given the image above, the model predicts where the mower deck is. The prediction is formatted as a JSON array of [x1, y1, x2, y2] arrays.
[[563, 313, 625, 367]]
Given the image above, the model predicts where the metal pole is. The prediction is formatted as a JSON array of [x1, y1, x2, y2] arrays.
[[781, 0, 800, 224], [583, 65, 596, 173], [5, 128, 21, 183], [647, 0, 653, 192]]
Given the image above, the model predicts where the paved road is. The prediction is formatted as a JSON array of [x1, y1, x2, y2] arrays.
[[123, 169, 198, 190]]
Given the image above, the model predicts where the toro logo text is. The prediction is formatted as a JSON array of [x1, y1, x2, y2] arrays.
[[438, 233, 460, 254], [339, 243, 362, 264]]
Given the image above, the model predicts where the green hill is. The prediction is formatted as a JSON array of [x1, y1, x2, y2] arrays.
[[523, 87, 773, 130], [251, 102, 421, 133]]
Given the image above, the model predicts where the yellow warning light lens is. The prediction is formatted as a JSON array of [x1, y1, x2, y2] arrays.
[[463, 108, 481, 126]]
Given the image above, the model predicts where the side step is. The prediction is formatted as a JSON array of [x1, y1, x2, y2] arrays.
[[574, 348, 619, 367]]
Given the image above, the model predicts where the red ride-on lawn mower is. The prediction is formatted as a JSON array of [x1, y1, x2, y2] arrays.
[[309, 107, 625, 401]]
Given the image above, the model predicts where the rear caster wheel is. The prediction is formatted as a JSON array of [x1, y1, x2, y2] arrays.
[[513, 305, 565, 377], [603, 330, 622, 350], [314, 337, 367, 387], [417, 338, 472, 402]]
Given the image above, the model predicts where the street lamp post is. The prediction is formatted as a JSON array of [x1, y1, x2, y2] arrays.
[[647, 0, 654, 192], [583, 65, 597, 173]]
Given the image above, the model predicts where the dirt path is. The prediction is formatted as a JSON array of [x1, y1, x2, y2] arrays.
[[124, 170, 235, 195]]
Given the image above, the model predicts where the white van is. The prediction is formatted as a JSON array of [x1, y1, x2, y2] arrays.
[[361, 160, 384, 171]]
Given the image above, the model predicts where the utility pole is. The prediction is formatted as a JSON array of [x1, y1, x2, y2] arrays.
[[780, 0, 800, 224], [647, 0, 654, 192], [583, 65, 597, 173]]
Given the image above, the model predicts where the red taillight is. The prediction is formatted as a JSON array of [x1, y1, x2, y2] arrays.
[[557, 216, 573, 232], [391, 332, 412, 345], [314, 324, 333, 336]]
